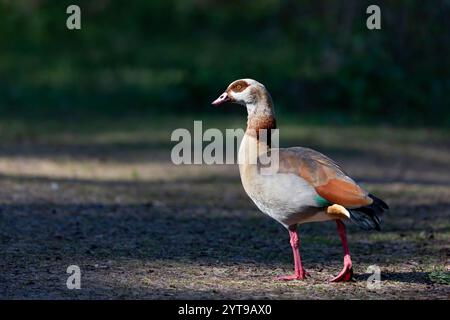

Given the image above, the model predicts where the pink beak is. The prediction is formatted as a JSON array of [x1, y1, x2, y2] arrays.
[[211, 92, 230, 106]]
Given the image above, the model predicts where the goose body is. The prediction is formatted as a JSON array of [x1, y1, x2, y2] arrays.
[[212, 78, 388, 282], [239, 135, 331, 227]]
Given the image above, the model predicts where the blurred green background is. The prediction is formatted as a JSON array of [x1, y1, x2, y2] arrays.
[[1, 0, 449, 126]]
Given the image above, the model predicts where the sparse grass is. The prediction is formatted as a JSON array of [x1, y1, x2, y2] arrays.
[[429, 269, 450, 285]]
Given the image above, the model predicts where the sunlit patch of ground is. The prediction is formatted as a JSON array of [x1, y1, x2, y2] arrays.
[[0, 116, 448, 299]]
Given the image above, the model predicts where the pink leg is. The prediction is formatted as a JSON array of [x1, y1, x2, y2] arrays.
[[276, 225, 309, 281], [331, 220, 353, 282]]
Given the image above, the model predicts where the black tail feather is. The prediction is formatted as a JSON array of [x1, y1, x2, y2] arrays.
[[349, 194, 389, 231]]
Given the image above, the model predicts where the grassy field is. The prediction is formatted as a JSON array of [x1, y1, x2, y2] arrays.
[[0, 114, 449, 299]]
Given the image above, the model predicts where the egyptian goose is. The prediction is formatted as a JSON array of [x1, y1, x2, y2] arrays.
[[212, 79, 388, 282]]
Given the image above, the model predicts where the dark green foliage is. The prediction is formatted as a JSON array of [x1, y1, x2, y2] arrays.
[[0, 0, 449, 125]]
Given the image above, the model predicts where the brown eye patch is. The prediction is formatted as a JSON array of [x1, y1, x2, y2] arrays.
[[229, 80, 249, 93]]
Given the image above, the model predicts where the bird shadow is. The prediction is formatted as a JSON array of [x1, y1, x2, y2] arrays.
[[354, 272, 433, 285]]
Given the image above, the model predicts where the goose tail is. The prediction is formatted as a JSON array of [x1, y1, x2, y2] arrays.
[[348, 194, 389, 231]]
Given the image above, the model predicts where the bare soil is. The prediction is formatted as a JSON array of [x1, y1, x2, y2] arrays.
[[0, 117, 449, 299]]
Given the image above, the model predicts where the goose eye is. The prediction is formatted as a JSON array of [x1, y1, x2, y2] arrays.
[[235, 85, 242, 90]]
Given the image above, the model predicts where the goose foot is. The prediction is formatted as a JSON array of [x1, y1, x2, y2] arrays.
[[276, 269, 309, 281], [276, 274, 308, 281], [330, 255, 353, 282]]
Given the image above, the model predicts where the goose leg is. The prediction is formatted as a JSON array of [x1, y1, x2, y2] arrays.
[[277, 225, 309, 281], [331, 219, 353, 282]]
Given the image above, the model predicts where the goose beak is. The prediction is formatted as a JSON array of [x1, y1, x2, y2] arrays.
[[211, 92, 230, 106]]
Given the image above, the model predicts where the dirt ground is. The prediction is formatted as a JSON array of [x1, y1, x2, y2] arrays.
[[0, 116, 449, 299]]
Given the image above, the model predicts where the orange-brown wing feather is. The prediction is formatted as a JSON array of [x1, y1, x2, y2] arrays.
[[315, 178, 372, 207], [277, 147, 372, 208]]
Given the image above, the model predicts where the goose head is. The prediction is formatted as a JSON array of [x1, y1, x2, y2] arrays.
[[211, 78, 274, 115]]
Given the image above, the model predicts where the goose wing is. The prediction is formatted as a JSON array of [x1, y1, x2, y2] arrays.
[[276, 147, 372, 208]]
